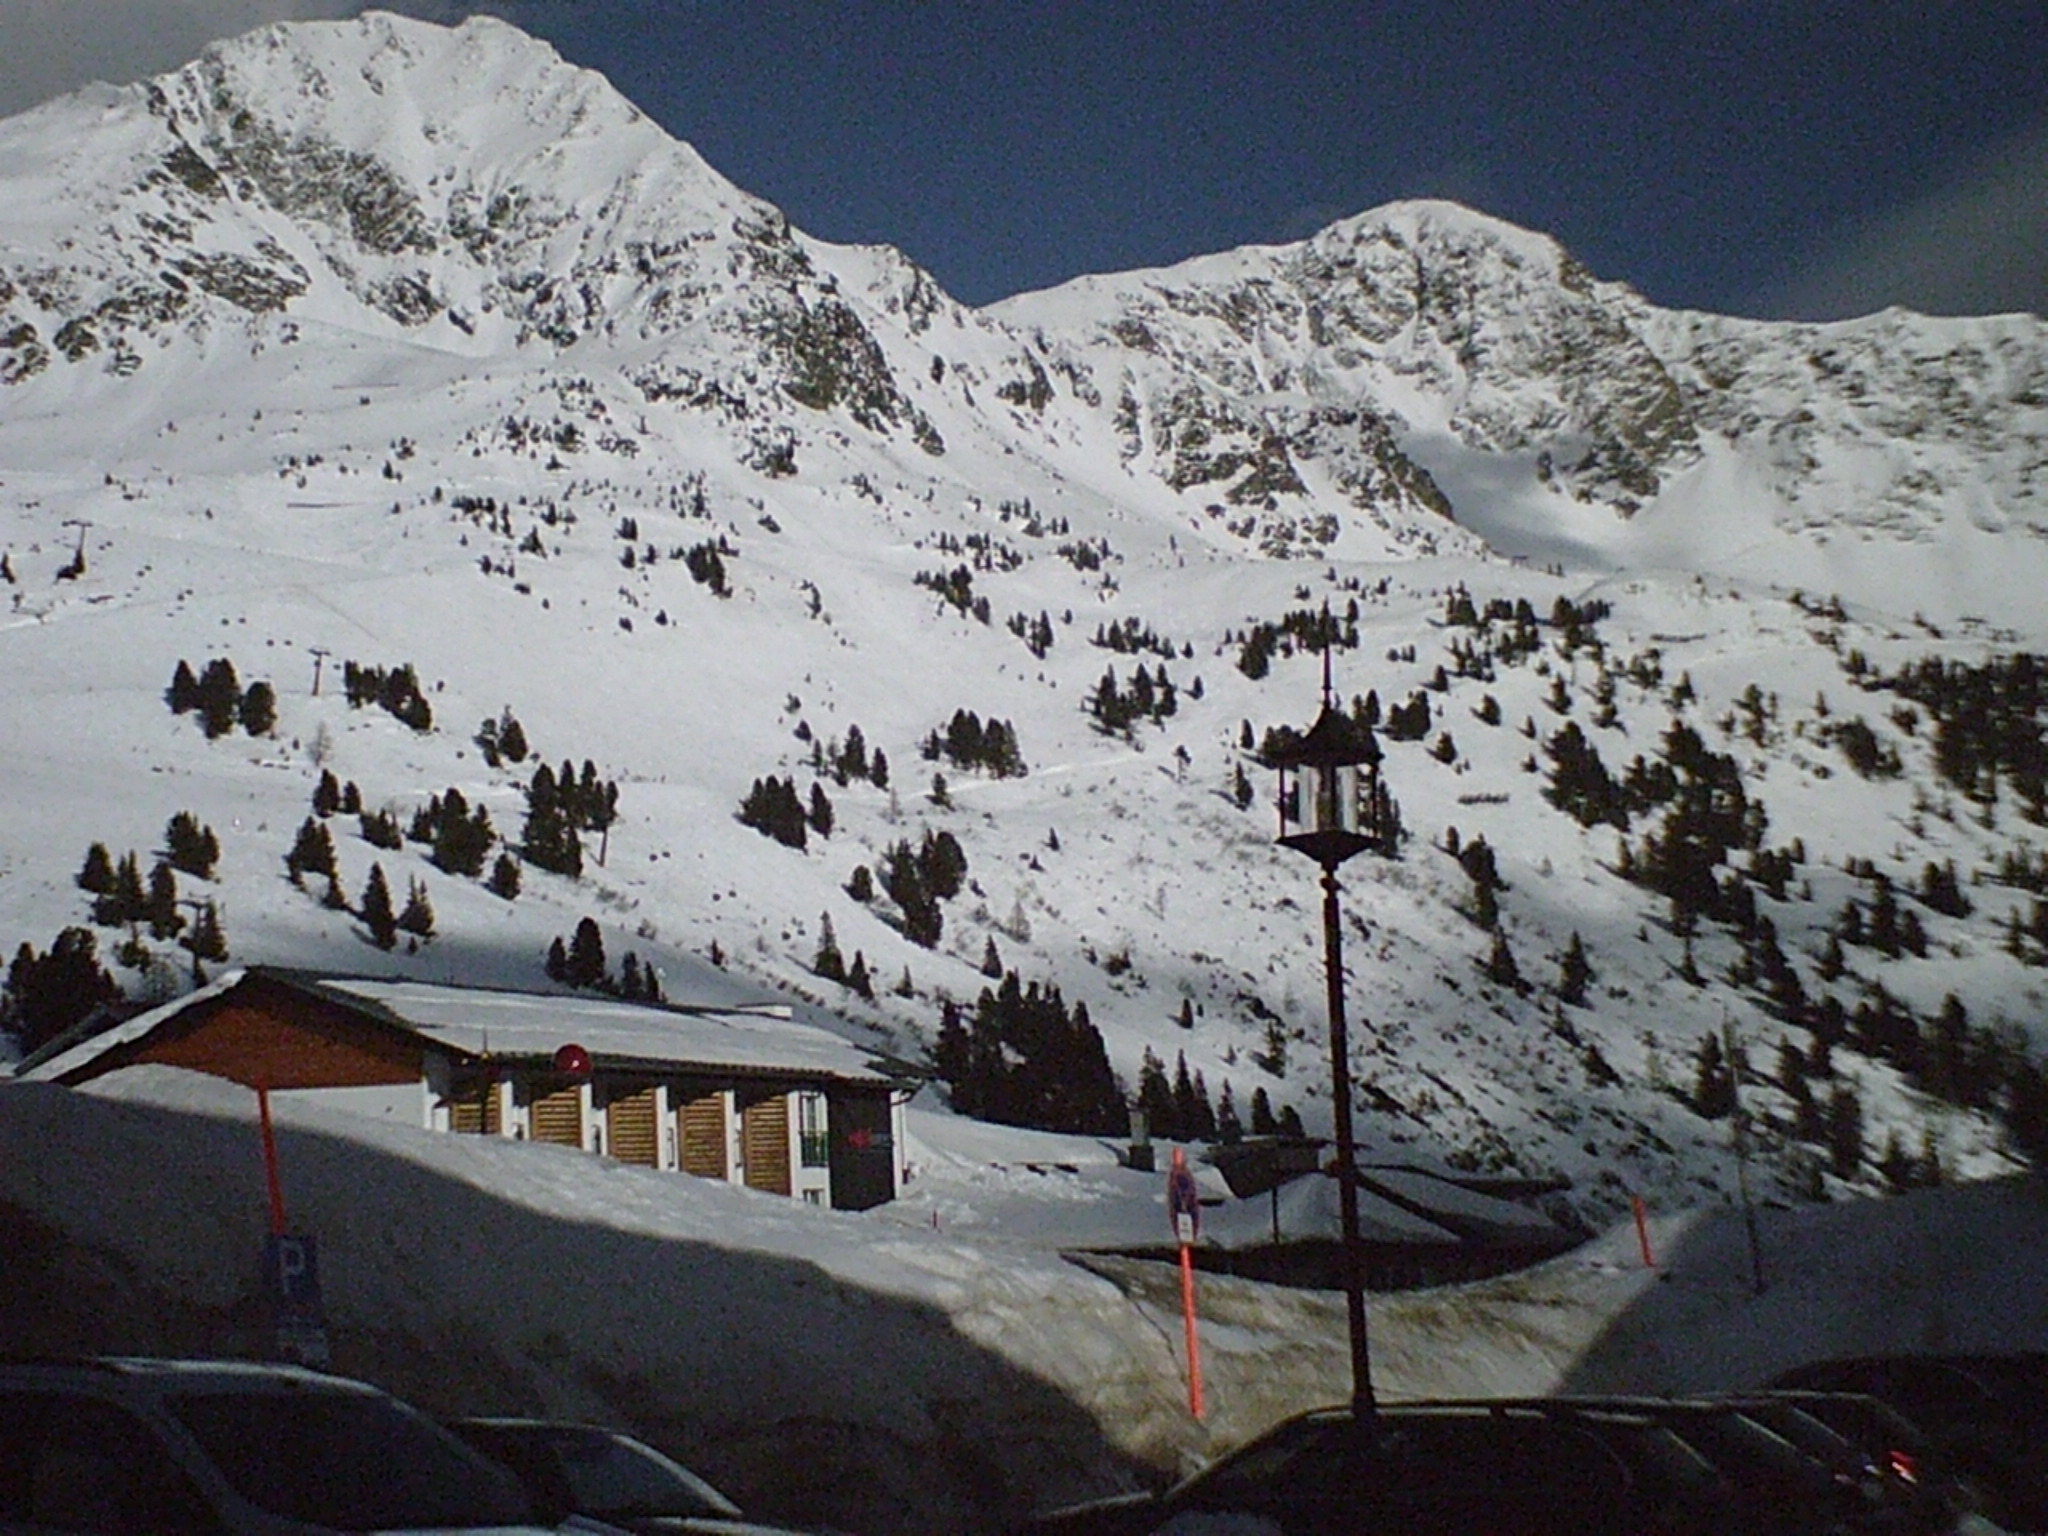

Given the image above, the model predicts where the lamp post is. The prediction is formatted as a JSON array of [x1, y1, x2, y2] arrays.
[[1266, 625, 1393, 1425]]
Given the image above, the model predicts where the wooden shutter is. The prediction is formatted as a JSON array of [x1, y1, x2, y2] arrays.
[[448, 1082, 502, 1135], [678, 1093, 728, 1179], [606, 1088, 659, 1166], [741, 1094, 791, 1195], [530, 1085, 583, 1148]]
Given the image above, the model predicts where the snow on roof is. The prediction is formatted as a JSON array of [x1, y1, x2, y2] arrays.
[[1200, 1166, 1466, 1249], [18, 968, 895, 1087], [323, 975, 892, 1082], [18, 968, 249, 1083]]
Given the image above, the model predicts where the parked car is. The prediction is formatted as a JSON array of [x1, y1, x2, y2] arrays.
[[0, 1354, 557, 1533], [447, 1419, 815, 1536], [1770, 1354, 2048, 1532], [1019, 1402, 1652, 1536]]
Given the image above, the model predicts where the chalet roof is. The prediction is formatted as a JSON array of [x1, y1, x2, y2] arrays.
[[19, 967, 896, 1087]]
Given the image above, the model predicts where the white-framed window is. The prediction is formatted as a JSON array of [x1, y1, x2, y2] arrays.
[[796, 1090, 829, 1168]]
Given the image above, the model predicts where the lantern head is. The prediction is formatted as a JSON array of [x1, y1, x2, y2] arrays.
[[552, 1042, 593, 1078], [1269, 702, 1384, 869]]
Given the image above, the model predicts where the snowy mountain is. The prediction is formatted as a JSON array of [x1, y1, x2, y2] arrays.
[[5, 10, 2048, 1240]]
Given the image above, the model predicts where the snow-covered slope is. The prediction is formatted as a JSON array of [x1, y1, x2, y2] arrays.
[[4, 11, 2048, 1244], [5, 1065, 2048, 1536]]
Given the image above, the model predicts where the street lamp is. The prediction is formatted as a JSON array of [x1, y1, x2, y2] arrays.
[[1265, 624, 1393, 1424]]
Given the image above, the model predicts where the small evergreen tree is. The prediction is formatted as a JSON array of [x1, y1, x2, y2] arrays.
[[1, 928, 121, 1053], [846, 950, 873, 1000], [76, 842, 116, 896], [980, 936, 1003, 979], [813, 912, 845, 982], [146, 861, 183, 940], [197, 658, 241, 739], [398, 877, 436, 939], [361, 863, 398, 950], [545, 935, 569, 982], [488, 852, 521, 901], [164, 812, 220, 879], [1556, 931, 1593, 1007], [166, 659, 200, 715], [1249, 1085, 1278, 1136], [239, 679, 277, 737], [567, 917, 607, 989]]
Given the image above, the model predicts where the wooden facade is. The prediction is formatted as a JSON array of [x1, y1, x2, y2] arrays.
[[36, 968, 904, 1211]]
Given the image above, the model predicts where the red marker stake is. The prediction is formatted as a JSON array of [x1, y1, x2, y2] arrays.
[[1179, 1240, 1205, 1420], [1632, 1193, 1654, 1269], [257, 1084, 288, 1236]]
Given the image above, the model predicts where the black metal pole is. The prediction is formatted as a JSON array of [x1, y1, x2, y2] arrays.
[[1321, 862, 1374, 1424]]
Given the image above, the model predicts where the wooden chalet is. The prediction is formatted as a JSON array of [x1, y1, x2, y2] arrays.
[[20, 967, 908, 1211]]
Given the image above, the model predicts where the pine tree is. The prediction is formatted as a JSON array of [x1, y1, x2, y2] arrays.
[[813, 912, 845, 982], [76, 842, 116, 896], [286, 817, 336, 887], [1137, 1047, 1174, 1139], [146, 861, 183, 940], [1483, 930, 1523, 990], [1, 928, 121, 1053], [846, 951, 873, 1000], [1216, 1081, 1244, 1144], [398, 878, 436, 939], [94, 851, 147, 927], [845, 864, 874, 902], [808, 782, 835, 837], [239, 679, 277, 737], [1249, 1085, 1277, 1136], [567, 917, 607, 989], [488, 852, 521, 901], [980, 936, 1003, 978], [164, 812, 219, 879], [1556, 931, 1593, 1006], [313, 770, 342, 818], [166, 659, 200, 715], [197, 657, 240, 739], [1691, 1032, 1735, 1119], [184, 899, 229, 966], [361, 863, 398, 950], [545, 935, 569, 982], [1825, 1083, 1864, 1178]]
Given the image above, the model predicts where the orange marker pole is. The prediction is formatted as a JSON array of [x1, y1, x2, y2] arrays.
[[1632, 1193, 1654, 1269], [1178, 1240, 1204, 1419], [257, 1084, 288, 1236]]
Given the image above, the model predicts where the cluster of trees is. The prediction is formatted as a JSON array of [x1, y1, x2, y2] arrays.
[[684, 539, 733, 597], [736, 774, 832, 852], [920, 710, 1026, 778], [1861, 651, 2046, 821], [409, 787, 495, 879], [1133, 1046, 1298, 1144], [810, 912, 874, 1000], [544, 916, 663, 1000], [931, 971, 1123, 1134], [1004, 609, 1056, 660], [1087, 665, 1179, 737], [473, 707, 531, 768], [76, 821, 229, 975], [1232, 603, 1359, 681], [1, 929, 122, 1054], [913, 563, 990, 624], [523, 760, 617, 877], [809, 723, 889, 791], [341, 660, 432, 732], [850, 828, 967, 949], [1092, 616, 1182, 659], [166, 658, 275, 739], [357, 864, 437, 950]]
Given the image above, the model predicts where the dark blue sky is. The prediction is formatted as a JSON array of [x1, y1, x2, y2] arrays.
[[7, 1, 2044, 319], [501, 0, 2045, 319]]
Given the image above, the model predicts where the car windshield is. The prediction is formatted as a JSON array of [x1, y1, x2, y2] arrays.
[[472, 1424, 742, 1520], [170, 1386, 532, 1530]]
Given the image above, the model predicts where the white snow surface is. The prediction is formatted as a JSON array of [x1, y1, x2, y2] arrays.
[[2, 17, 2048, 1528], [5, 1063, 2048, 1536]]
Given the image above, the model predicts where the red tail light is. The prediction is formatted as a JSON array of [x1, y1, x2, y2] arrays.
[[1887, 1449, 1919, 1484]]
